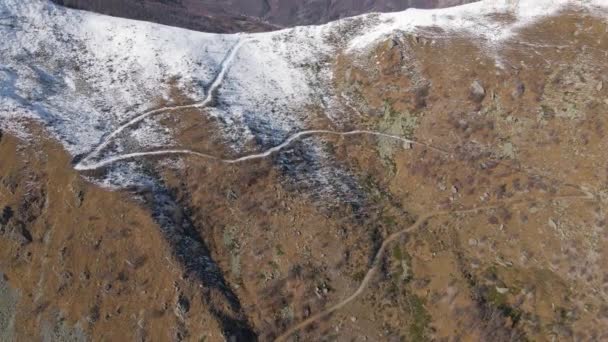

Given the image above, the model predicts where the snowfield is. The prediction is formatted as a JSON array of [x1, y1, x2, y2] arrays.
[[0, 0, 331, 155], [348, 0, 608, 51], [1, 0, 606, 187]]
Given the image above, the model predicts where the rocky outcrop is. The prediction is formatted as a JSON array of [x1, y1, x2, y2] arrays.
[[51, 0, 478, 33]]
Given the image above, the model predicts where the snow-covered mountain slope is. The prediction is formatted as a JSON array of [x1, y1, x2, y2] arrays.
[[1, 0, 606, 187], [0, 0, 329, 152]]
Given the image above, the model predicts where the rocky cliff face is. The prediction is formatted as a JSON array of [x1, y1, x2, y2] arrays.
[[51, 0, 477, 33]]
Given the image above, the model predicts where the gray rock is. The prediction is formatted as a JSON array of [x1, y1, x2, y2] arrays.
[[176, 294, 191, 317], [470, 80, 486, 103], [513, 80, 525, 98]]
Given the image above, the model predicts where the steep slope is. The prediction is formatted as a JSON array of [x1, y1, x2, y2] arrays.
[[2, 0, 608, 341], [0, 127, 232, 341]]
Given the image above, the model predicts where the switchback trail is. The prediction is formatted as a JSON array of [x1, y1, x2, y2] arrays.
[[273, 193, 594, 342], [76, 38, 250, 169], [68, 29, 601, 342], [73, 37, 585, 198]]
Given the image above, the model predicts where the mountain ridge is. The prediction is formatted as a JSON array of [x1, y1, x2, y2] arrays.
[[50, 0, 479, 33]]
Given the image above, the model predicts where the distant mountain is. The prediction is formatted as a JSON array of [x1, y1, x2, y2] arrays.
[[51, 0, 478, 33]]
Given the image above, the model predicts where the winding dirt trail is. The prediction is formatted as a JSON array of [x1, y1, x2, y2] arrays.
[[70, 30, 600, 342], [273, 193, 593, 342], [76, 38, 250, 169], [74, 129, 446, 171], [75, 37, 447, 173], [73, 36, 586, 199]]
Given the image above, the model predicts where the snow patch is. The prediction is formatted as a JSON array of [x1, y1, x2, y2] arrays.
[[348, 0, 607, 51]]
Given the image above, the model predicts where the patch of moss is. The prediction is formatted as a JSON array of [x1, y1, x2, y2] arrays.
[[376, 100, 419, 172], [486, 286, 507, 306], [502, 306, 523, 326], [483, 265, 499, 281], [540, 104, 555, 119], [392, 245, 413, 282], [406, 293, 431, 341], [268, 260, 279, 271], [352, 270, 366, 282], [275, 244, 285, 256], [362, 174, 384, 203], [480, 266, 526, 326], [222, 227, 241, 278], [479, 285, 522, 326], [392, 245, 403, 261], [382, 215, 398, 229]]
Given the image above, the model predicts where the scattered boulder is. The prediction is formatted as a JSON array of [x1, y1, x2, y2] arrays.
[[176, 294, 190, 317], [502, 142, 515, 159], [512, 80, 525, 98], [413, 84, 430, 110], [548, 218, 558, 230], [0, 207, 32, 245], [470, 80, 486, 103], [495, 287, 509, 294], [87, 305, 100, 324]]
